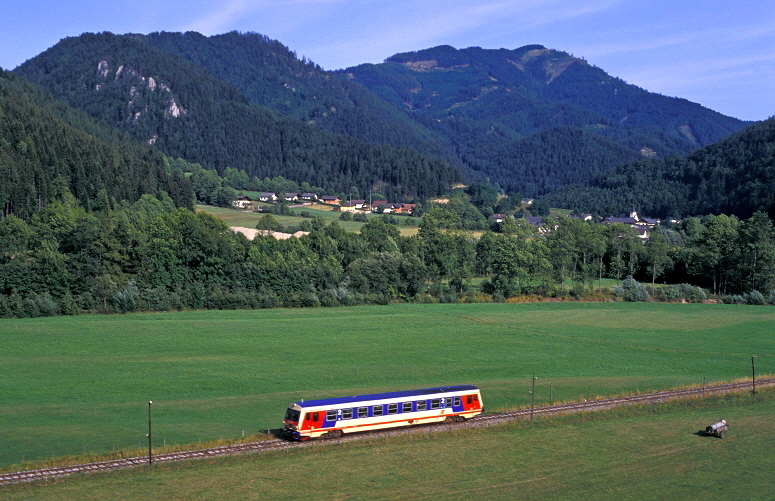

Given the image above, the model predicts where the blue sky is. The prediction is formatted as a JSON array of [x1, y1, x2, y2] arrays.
[[3, 0, 773, 121]]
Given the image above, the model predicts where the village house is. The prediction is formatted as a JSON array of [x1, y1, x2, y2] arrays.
[[370, 200, 388, 209], [320, 195, 341, 205], [232, 195, 254, 209], [258, 192, 277, 203], [336, 201, 360, 212], [284, 193, 300, 202], [301, 193, 318, 202]]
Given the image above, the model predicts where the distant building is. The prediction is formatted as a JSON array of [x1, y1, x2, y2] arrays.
[[232, 195, 254, 209]]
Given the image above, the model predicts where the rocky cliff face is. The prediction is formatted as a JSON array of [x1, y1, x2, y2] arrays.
[[94, 60, 186, 131]]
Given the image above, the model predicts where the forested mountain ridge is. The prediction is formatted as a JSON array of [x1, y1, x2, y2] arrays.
[[10, 31, 758, 211], [542, 117, 775, 219], [0, 68, 193, 219], [14, 32, 459, 201], [141, 31, 458, 166], [343, 44, 751, 194]]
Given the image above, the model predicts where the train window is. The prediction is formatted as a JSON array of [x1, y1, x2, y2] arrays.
[[388, 403, 398, 414], [445, 397, 453, 408], [373, 405, 384, 416], [326, 410, 337, 421], [466, 395, 472, 405], [454, 397, 461, 407], [474, 395, 479, 402], [358, 407, 368, 418], [416, 400, 426, 411], [342, 408, 353, 420], [430, 399, 440, 409], [313, 412, 319, 422], [402, 402, 412, 413], [285, 409, 300, 422]]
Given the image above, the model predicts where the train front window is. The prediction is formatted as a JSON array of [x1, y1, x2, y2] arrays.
[[285, 409, 300, 422]]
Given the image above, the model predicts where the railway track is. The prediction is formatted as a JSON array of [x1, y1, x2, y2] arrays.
[[2, 378, 772, 486]]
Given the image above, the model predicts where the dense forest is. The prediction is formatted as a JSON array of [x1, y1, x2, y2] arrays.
[[141, 31, 458, 165], [542, 117, 775, 219], [12, 32, 752, 203], [0, 68, 193, 219], [3, 192, 775, 318], [3, 30, 775, 318], [344, 44, 751, 195], [14, 32, 459, 202]]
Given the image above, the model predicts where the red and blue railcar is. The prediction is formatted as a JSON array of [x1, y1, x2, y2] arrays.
[[283, 385, 483, 440]]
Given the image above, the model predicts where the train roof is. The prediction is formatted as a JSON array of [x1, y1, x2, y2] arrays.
[[292, 385, 479, 409]]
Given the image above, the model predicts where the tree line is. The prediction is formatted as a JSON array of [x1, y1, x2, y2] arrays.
[[3, 187, 775, 318]]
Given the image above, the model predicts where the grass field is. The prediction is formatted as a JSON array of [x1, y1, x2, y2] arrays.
[[196, 204, 422, 236], [3, 390, 774, 500], [1, 302, 773, 471]]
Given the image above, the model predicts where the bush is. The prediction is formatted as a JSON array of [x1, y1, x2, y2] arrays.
[[339, 211, 353, 221], [723, 291, 766, 305], [654, 284, 707, 303], [745, 290, 766, 305], [613, 276, 650, 302], [722, 294, 746, 304], [114, 281, 140, 313]]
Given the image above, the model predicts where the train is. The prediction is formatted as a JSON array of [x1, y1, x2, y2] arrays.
[[283, 385, 483, 440]]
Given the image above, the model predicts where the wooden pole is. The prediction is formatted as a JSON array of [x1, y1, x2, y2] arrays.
[[530, 370, 536, 424], [148, 400, 153, 466]]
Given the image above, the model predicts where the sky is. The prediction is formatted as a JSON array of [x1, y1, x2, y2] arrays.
[[2, 0, 774, 121]]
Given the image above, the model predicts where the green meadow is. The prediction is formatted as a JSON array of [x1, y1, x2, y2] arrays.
[[196, 204, 422, 236], [1, 302, 773, 470], [4, 390, 774, 500]]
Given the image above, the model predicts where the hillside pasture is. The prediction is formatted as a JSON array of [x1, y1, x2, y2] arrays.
[[1, 302, 773, 469], [196, 204, 421, 236]]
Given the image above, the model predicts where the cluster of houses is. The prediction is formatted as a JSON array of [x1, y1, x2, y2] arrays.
[[492, 209, 658, 239], [232, 193, 417, 215]]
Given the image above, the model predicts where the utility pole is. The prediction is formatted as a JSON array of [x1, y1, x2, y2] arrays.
[[530, 371, 537, 423], [148, 400, 153, 466], [751, 356, 757, 395]]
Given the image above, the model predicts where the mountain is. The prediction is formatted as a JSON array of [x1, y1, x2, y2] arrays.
[[342, 44, 752, 195], [541, 117, 775, 219], [14, 32, 459, 201], [141, 31, 458, 165], [12, 32, 755, 207], [0, 68, 192, 219]]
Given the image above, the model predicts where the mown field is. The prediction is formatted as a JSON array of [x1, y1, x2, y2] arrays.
[[196, 204, 422, 236], [1, 302, 773, 472], [3, 390, 774, 500]]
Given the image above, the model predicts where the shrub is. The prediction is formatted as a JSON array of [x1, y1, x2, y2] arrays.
[[654, 284, 707, 303], [613, 276, 650, 302], [745, 290, 766, 305], [722, 294, 746, 304]]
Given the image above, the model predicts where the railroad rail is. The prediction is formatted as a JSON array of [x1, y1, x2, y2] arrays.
[[2, 378, 772, 486]]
